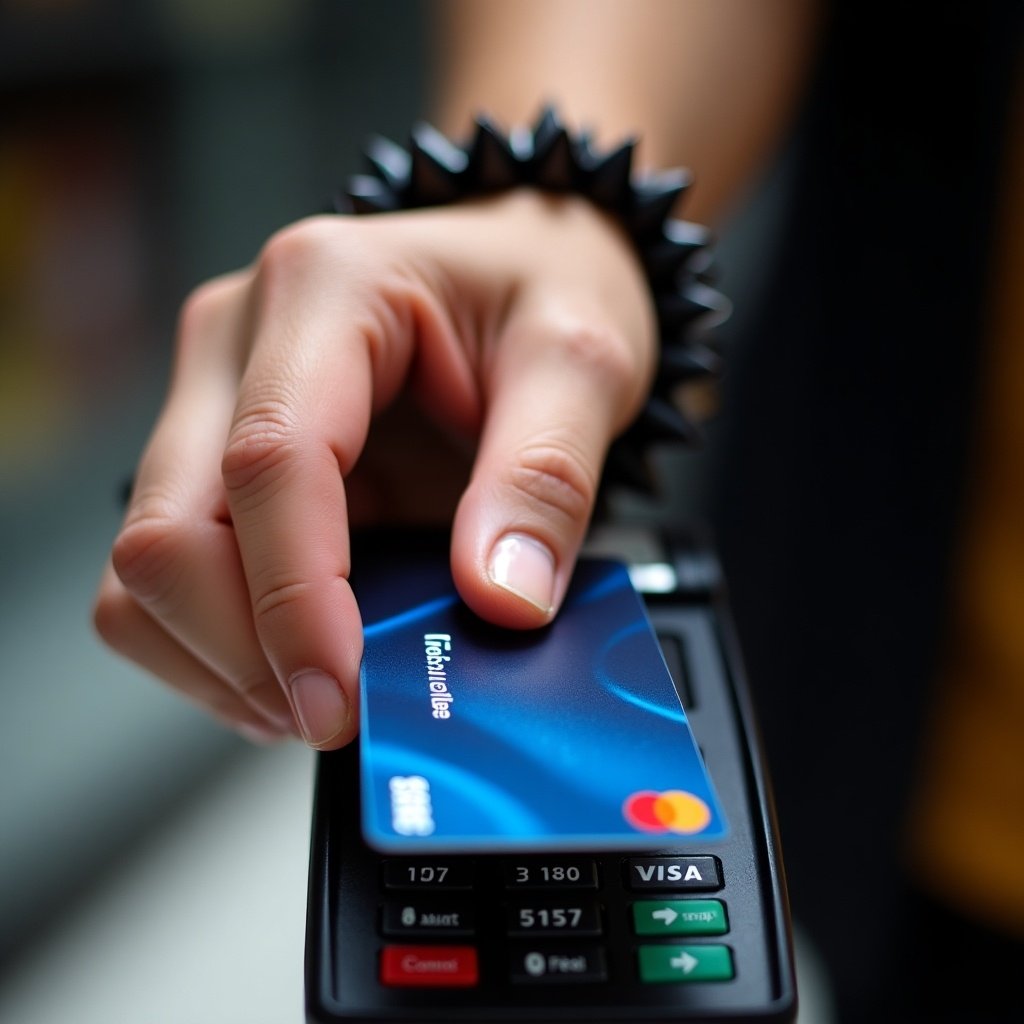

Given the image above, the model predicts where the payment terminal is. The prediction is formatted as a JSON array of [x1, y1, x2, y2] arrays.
[[305, 527, 797, 1022]]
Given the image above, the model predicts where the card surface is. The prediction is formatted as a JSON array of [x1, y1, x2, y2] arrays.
[[356, 545, 727, 852]]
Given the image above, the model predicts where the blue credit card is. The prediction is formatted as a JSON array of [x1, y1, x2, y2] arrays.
[[356, 546, 727, 852]]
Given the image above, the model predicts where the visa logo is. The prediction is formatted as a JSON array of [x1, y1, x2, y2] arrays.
[[634, 864, 704, 883], [628, 857, 721, 890]]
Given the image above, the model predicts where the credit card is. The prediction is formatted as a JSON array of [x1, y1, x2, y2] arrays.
[[355, 543, 727, 852]]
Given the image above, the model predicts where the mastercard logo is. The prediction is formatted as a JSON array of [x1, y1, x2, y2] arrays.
[[623, 789, 712, 835]]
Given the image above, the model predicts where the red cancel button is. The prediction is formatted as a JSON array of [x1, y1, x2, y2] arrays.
[[380, 945, 479, 987]]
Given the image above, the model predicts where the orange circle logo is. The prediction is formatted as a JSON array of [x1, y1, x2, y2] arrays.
[[623, 789, 712, 835]]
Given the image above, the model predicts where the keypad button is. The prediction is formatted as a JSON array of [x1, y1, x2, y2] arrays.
[[624, 856, 722, 891], [380, 945, 478, 987], [507, 899, 603, 937], [509, 945, 607, 984], [382, 860, 474, 890], [637, 944, 734, 983], [504, 859, 599, 889], [632, 898, 727, 935], [381, 901, 475, 937]]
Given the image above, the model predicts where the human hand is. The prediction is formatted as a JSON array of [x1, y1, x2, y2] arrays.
[[93, 190, 656, 749]]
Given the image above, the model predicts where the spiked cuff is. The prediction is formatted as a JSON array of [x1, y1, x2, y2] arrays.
[[332, 106, 728, 495]]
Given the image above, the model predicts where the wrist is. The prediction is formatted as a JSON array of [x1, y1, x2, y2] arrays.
[[336, 106, 728, 495]]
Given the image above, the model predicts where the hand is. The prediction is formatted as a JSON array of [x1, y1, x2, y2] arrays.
[[93, 190, 656, 749]]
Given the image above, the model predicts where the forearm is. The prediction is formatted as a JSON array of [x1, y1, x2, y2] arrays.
[[433, 0, 820, 224]]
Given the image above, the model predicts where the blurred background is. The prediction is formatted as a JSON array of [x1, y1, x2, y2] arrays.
[[1, 1, 1020, 1022], [0, 2, 434, 1017]]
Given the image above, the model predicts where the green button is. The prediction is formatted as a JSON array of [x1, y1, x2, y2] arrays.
[[632, 900, 727, 936], [637, 944, 734, 983]]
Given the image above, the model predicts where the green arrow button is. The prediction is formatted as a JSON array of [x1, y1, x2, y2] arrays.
[[632, 899, 727, 936], [637, 944, 734, 983]]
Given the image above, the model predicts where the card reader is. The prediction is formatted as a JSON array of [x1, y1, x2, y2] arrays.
[[305, 528, 797, 1022]]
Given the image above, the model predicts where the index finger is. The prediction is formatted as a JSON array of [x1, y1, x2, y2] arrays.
[[221, 221, 420, 749]]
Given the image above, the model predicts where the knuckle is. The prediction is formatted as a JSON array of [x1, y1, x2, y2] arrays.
[[548, 319, 640, 402], [250, 576, 314, 627], [259, 220, 327, 274], [174, 272, 248, 369], [110, 511, 188, 607], [177, 277, 232, 339], [92, 587, 136, 653], [257, 217, 361, 290], [506, 442, 596, 528], [221, 400, 302, 498]]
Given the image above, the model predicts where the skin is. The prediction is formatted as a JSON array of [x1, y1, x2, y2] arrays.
[[93, 1, 818, 749], [436, 0, 820, 223], [95, 194, 655, 747]]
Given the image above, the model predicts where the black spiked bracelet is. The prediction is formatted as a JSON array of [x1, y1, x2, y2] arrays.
[[332, 105, 728, 496]]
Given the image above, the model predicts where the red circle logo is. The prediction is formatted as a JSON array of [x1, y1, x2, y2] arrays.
[[623, 789, 712, 835]]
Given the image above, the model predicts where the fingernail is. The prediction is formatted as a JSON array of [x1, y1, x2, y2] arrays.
[[287, 670, 350, 747], [488, 533, 555, 613]]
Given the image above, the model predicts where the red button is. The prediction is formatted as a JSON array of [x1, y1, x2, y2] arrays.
[[380, 945, 479, 987]]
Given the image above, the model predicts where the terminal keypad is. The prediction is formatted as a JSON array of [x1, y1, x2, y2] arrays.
[[377, 854, 734, 988]]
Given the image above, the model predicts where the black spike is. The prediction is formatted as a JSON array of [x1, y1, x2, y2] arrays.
[[632, 396, 701, 446], [465, 116, 520, 191], [413, 122, 469, 175], [689, 282, 731, 326], [643, 218, 708, 280], [345, 174, 398, 213], [365, 135, 411, 194], [635, 167, 693, 195], [642, 235, 708, 283], [657, 292, 710, 329], [408, 123, 468, 205], [532, 124, 576, 191], [663, 218, 712, 249], [508, 124, 535, 162], [531, 105, 561, 145], [530, 106, 576, 189], [657, 283, 730, 331], [658, 343, 723, 385], [586, 140, 636, 210], [574, 128, 598, 170], [627, 169, 690, 237], [688, 248, 717, 280]]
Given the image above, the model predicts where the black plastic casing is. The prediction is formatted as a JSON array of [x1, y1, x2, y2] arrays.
[[305, 532, 797, 1023]]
